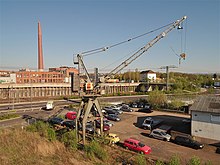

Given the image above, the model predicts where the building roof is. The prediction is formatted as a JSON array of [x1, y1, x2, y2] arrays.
[[140, 70, 156, 74], [190, 95, 220, 113]]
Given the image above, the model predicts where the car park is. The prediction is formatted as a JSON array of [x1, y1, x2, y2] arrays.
[[105, 114, 121, 121], [149, 129, 171, 141], [123, 138, 151, 154], [174, 136, 204, 149]]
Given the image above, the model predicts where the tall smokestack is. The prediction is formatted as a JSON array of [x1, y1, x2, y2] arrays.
[[38, 21, 44, 71]]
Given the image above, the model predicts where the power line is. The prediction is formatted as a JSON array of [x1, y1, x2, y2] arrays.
[[80, 22, 174, 57]]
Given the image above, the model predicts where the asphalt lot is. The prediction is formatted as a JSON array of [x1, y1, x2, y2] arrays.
[[110, 110, 220, 165]]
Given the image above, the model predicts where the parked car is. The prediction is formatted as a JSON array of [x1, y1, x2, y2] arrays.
[[174, 136, 204, 149], [105, 133, 120, 144], [138, 108, 152, 113], [129, 102, 138, 108], [112, 108, 123, 114], [110, 105, 122, 110], [95, 119, 113, 128], [149, 129, 171, 141], [95, 120, 111, 131], [104, 108, 120, 115], [48, 117, 64, 125], [61, 120, 76, 129], [105, 114, 121, 121], [123, 138, 151, 154], [65, 111, 77, 120], [85, 122, 95, 134], [79, 122, 95, 134], [120, 105, 133, 112]]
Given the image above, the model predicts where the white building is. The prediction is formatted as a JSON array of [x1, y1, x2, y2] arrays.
[[0, 73, 16, 84], [140, 70, 156, 82], [190, 95, 220, 141]]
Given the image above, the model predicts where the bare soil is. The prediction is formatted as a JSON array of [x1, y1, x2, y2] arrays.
[[110, 109, 220, 165]]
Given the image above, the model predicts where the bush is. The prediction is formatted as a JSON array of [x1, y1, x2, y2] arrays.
[[148, 89, 167, 109], [168, 99, 185, 110], [60, 130, 78, 151], [134, 154, 147, 165], [168, 155, 181, 165], [84, 140, 108, 161], [156, 159, 164, 165], [0, 114, 19, 120], [187, 156, 201, 165], [26, 121, 56, 141]]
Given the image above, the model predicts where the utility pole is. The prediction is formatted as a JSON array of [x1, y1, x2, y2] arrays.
[[160, 65, 177, 91]]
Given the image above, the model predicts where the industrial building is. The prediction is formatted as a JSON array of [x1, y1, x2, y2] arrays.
[[190, 95, 220, 142]]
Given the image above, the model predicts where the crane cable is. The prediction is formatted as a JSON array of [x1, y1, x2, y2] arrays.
[[80, 21, 175, 57]]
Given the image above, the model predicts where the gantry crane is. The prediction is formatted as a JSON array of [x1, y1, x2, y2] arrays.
[[73, 16, 187, 145]]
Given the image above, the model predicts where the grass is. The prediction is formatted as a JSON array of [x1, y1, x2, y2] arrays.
[[0, 114, 19, 121]]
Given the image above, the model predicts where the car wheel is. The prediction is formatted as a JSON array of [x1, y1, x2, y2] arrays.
[[125, 146, 128, 150], [163, 138, 167, 141]]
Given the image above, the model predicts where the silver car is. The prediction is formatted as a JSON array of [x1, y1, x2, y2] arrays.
[[149, 129, 171, 141]]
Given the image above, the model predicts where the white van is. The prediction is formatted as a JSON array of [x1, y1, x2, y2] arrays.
[[46, 101, 54, 110]]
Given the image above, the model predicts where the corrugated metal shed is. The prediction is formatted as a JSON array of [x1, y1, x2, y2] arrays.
[[190, 95, 220, 113]]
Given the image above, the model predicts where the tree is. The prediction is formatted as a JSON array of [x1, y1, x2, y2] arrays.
[[148, 88, 167, 109]]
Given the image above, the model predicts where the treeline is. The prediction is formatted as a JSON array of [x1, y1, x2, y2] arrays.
[[115, 71, 217, 92]]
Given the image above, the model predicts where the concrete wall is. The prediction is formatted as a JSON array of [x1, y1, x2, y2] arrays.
[[192, 111, 220, 141]]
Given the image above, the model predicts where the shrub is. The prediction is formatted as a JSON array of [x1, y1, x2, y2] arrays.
[[84, 140, 108, 161], [134, 154, 147, 165], [26, 121, 56, 141], [168, 99, 184, 110], [168, 155, 181, 165], [60, 130, 78, 151], [0, 114, 19, 120], [148, 89, 167, 109], [187, 156, 201, 165], [156, 159, 164, 165]]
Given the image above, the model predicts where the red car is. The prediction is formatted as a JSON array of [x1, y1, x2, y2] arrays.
[[65, 111, 77, 120], [123, 138, 151, 154]]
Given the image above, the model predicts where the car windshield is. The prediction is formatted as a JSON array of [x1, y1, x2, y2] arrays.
[[160, 131, 166, 135], [138, 142, 145, 147], [144, 120, 151, 124]]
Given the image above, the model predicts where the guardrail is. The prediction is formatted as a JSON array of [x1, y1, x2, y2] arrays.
[[0, 108, 43, 114]]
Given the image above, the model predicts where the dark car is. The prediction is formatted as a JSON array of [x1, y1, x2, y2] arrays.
[[78, 122, 95, 134], [95, 120, 110, 131], [120, 105, 133, 112], [48, 117, 64, 125], [105, 114, 121, 121], [174, 136, 204, 149], [138, 107, 152, 113], [61, 120, 75, 129], [104, 108, 120, 115]]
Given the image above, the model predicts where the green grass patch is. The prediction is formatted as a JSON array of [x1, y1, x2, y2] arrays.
[[0, 113, 19, 121]]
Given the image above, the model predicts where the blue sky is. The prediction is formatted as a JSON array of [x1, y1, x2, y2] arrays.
[[0, 0, 219, 74]]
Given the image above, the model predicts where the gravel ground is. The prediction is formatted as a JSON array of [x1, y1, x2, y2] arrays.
[[110, 109, 220, 164]]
